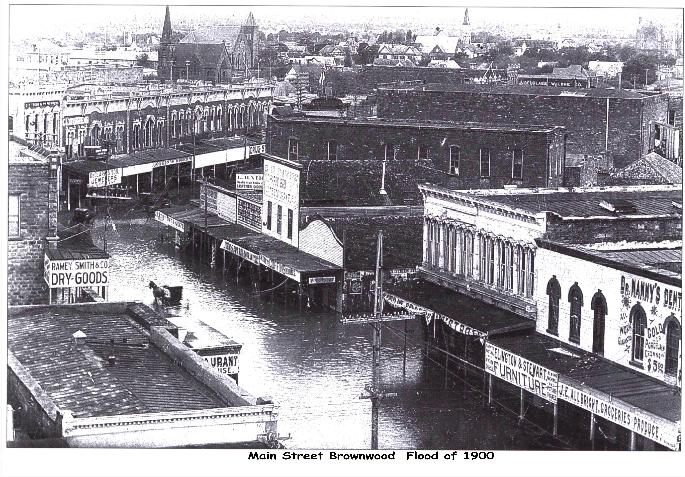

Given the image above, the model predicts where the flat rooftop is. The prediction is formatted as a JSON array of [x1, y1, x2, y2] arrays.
[[270, 114, 562, 134], [8, 303, 228, 418], [537, 239, 682, 285], [9, 140, 50, 165], [421, 184, 683, 219], [388, 83, 651, 100]]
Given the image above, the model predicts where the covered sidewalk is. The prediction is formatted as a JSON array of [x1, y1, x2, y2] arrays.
[[487, 332, 681, 451]]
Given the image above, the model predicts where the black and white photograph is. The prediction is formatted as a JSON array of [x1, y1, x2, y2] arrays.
[[1, 0, 683, 475]]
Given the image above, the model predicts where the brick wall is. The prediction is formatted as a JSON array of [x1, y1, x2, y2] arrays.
[[269, 117, 565, 189], [376, 88, 669, 169], [8, 161, 56, 305]]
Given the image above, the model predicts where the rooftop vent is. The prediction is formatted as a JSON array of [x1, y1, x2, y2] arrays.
[[599, 199, 637, 214], [73, 330, 86, 347]]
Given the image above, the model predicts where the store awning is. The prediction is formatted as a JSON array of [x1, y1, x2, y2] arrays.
[[385, 279, 535, 339], [489, 333, 681, 450]]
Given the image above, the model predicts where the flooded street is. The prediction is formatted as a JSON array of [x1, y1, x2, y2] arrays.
[[104, 222, 555, 449]]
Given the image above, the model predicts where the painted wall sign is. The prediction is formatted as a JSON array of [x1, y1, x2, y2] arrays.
[[349, 280, 363, 294], [155, 210, 186, 233], [88, 168, 122, 187], [557, 379, 681, 450], [237, 197, 262, 232], [259, 256, 300, 282], [308, 276, 336, 285], [220, 240, 259, 265], [248, 144, 266, 156], [262, 157, 301, 247], [203, 354, 239, 376], [216, 191, 237, 223], [200, 184, 218, 214], [236, 173, 263, 190], [25, 100, 60, 109], [485, 342, 559, 403], [152, 156, 191, 169], [44, 256, 110, 289]]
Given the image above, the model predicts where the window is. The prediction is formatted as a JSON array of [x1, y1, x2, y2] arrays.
[[512, 149, 523, 180], [277, 205, 283, 235], [288, 139, 299, 161], [668, 110, 676, 126], [568, 283, 583, 344], [479, 148, 490, 177], [385, 143, 395, 161], [266, 201, 273, 230], [418, 144, 428, 161], [480, 236, 495, 285], [591, 291, 607, 355], [546, 276, 561, 335], [630, 304, 647, 364], [449, 146, 460, 175], [9, 195, 20, 238], [665, 318, 681, 377], [327, 140, 338, 161], [287, 209, 294, 240]]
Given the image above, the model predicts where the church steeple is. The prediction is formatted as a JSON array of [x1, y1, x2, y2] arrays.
[[162, 5, 172, 41], [463, 8, 470, 26]]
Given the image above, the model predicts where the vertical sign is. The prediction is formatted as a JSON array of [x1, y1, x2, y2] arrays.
[[262, 157, 301, 247]]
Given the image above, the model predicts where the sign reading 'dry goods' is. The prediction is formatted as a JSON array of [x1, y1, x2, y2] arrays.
[[485, 342, 559, 403], [216, 191, 237, 223], [88, 168, 122, 187], [44, 256, 110, 289], [236, 173, 263, 190], [248, 144, 266, 156]]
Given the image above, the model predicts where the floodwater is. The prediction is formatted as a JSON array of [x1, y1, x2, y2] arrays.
[[104, 222, 561, 450]]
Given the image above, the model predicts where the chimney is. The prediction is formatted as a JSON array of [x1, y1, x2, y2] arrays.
[[108, 338, 116, 366], [73, 330, 86, 348]]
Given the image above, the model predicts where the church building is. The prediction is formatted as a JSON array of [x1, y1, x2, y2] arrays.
[[157, 6, 259, 84]]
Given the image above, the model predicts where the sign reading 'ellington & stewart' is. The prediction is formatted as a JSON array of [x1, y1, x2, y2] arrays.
[[484, 342, 559, 403]]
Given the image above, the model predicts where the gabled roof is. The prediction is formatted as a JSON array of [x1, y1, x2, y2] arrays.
[[180, 25, 243, 47], [172, 42, 229, 67], [414, 34, 460, 55], [552, 65, 591, 79], [610, 152, 683, 185]]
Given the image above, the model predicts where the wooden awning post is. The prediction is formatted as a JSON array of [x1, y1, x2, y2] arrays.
[[630, 430, 636, 451], [590, 413, 596, 450], [488, 374, 493, 405], [519, 388, 525, 420], [553, 401, 559, 436]]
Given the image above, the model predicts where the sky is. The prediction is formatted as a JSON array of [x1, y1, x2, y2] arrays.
[[8, 2, 684, 41]]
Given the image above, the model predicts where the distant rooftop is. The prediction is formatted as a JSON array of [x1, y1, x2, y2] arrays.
[[270, 114, 562, 134], [386, 83, 652, 100], [9, 139, 51, 165]]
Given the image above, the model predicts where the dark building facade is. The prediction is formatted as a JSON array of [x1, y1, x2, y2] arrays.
[[376, 84, 670, 169], [268, 115, 567, 189], [158, 6, 258, 83], [7, 141, 59, 305]]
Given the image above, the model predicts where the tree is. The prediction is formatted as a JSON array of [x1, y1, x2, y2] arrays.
[[344, 49, 353, 67], [623, 53, 658, 86], [136, 53, 150, 68], [405, 30, 414, 45]]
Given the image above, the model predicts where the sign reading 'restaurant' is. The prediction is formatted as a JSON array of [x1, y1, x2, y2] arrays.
[[44, 256, 110, 289], [204, 354, 239, 376], [485, 342, 559, 403]]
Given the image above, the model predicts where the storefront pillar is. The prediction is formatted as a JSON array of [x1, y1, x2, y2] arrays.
[[590, 413, 596, 450], [177, 163, 181, 195], [488, 374, 493, 405], [210, 238, 217, 269], [136, 174, 139, 196], [553, 402, 559, 436], [630, 430, 636, 451], [519, 388, 525, 420], [150, 169, 154, 191]]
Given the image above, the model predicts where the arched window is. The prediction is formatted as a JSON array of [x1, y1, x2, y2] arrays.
[[630, 303, 647, 364], [568, 283, 583, 344], [664, 316, 681, 377], [591, 291, 607, 354], [546, 276, 561, 335]]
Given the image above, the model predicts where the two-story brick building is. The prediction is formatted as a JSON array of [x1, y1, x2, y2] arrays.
[[268, 114, 567, 191], [375, 84, 671, 169]]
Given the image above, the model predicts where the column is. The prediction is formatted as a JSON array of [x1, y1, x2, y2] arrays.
[[455, 226, 463, 275], [423, 217, 429, 265], [513, 245, 521, 295]]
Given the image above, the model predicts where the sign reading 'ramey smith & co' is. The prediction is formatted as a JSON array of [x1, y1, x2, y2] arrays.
[[485, 342, 559, 402], [44, 256, 110, 289]]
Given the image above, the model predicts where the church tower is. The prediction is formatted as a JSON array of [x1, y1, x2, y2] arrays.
[[158, 6, 173, 81], [241, 12, 258, 69], [460, 8, 472, 45]]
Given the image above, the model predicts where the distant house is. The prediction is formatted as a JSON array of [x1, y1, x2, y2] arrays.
[[588, 61, 624, 79], [415, 30, 461, 60], [376, 44, 422, 64], [372, 58, 417, 68], [318, 44, 348, 66], [427, 59, 462, 69], [513, 39, 558, 56]]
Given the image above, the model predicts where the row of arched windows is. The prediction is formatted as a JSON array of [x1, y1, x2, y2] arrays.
[[546, 275, 681, 377]]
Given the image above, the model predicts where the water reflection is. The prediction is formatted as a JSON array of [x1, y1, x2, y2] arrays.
[[106, 224, 548, 449]]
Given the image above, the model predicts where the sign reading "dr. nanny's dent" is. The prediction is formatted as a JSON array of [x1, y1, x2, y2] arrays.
[[308, 276, 336, 285], [44, 256, 110, 289], [485, 342, 559, 403]]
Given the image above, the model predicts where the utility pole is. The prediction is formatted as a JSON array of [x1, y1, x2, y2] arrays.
[[370, 231, 383, 449]]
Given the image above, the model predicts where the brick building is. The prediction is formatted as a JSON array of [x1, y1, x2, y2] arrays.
[[9, 81, 273, 158], [376, 84, 670, 169], [268, 115, 567, 190], [7, 140, 59, 305]]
